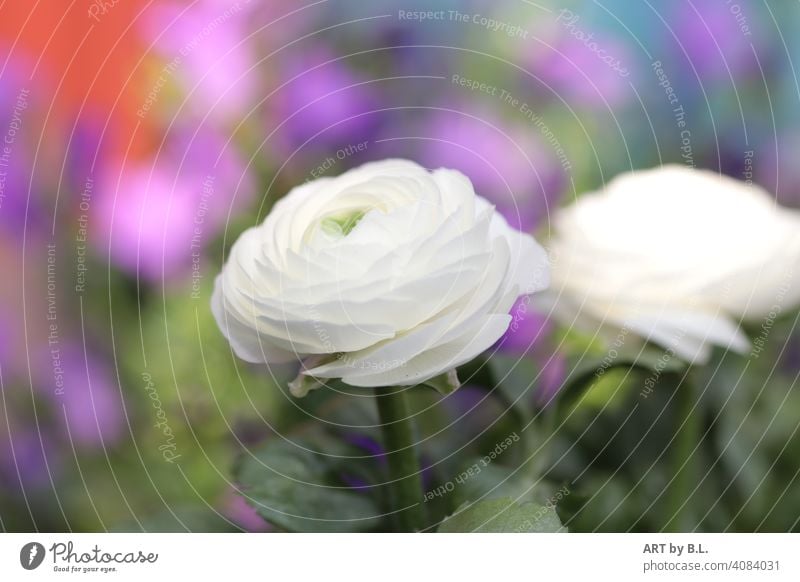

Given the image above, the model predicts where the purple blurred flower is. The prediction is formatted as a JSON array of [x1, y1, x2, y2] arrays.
[[500, 297, 551, 354], [529, 31, 634, 108], [0, 146, 35, 235], [33, 344, 124, 449], [94, 126, 254, 281], [0, 308, 14, 375], [671, 2, 763, 81], [534, 351, 567, 408], [0, 428, 59, 492], [417, 108, 564, 231], [273, 46, 381, 156], [0, 52, 45, 235], [496, 300, 567, 408], [343, 432, 386, 464], [339, 432, 387, 490], [339, 432, 385, 490], [67, 114, 108, 193]]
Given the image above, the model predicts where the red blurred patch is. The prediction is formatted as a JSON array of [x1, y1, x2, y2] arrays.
[[0, 1, 160, 160]]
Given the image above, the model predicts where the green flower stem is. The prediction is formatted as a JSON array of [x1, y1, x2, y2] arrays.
[[666, 376, 700, 532], [374, 387, 426, 532]]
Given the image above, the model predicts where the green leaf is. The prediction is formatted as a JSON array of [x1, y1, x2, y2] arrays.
[[488, 356, 539, 423], [438, 497, 566, 533], [452, 459, 539, 508], [575, 367, 632, 411], [558, 342, 687, 412], [236, 439, 382, 532]]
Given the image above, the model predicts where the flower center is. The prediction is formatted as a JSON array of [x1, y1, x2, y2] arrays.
[[320, 209, 368, 237]]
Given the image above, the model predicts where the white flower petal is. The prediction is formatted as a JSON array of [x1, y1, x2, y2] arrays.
[[546, 165, 796, 362], [211, 159, 546, 390], [339, 314, 512, 388]]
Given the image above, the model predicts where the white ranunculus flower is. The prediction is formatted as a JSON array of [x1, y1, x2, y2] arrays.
[[544, 165, 800, 363], [212, 159, 549, 393]]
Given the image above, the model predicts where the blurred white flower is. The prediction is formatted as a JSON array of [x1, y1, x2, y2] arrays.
[[212, 159, 548, 391], [543, 165, 800, 363]]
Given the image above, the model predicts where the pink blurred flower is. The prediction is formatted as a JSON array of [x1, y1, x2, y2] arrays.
[[222, 489, 271, 532], [94, 126, 254, 281], [139, 0, 258, 121]]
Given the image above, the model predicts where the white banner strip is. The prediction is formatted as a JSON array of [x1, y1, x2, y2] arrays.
[[1, 533, 797, 580]]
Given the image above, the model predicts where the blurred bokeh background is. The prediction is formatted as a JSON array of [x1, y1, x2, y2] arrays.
[[1, 0, 799, 532]]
